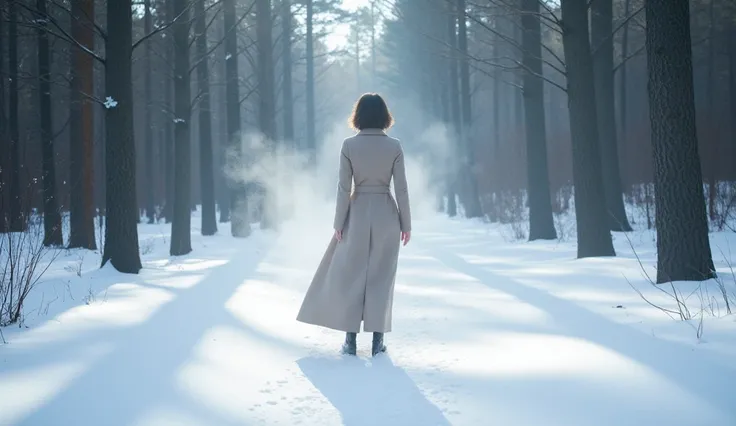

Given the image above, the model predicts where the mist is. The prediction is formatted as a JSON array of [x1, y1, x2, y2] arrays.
[[222, 89, 456, 265]]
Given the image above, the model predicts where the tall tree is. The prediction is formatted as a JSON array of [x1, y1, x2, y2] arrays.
[[8, 1, 24, 232], [456, 0, 483, 218], [645, 0, 715, 283], [0, 6, 7, 232], [224, 0, 250, 237], [68, 0, 97, 249], [257, 0, 277, 229], [520, 0, 556, 241], [102, 0, 142, 273], [170, 0, 193, 255], [618, 0, 631, 153], [705, 0, 717, 222], [438, 2, 456, 218], [560, 0, 615, 258], [305, 0, 316, 162], [194, 0, 218, 236], [37, 0, 63, 246], [446, 1, 464, 214], [730, 25, 736, 147], [591, 0, 632, 232], [144, 0, 156, 224], [163, 0, 175, 224], [491, 12, 502, 223], [281, 0, 294, 145]]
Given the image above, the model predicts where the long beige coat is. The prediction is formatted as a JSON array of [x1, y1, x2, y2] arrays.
[[297, 129, 411, 333]]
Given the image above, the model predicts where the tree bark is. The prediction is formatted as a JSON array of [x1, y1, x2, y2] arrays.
[[7, 1, 25, 232], [306, 0, 316, 162], [0, 13, 5, 232], [194, 0, 218, 236], [68, 0, 97, 249], [143, 0, 156, 224], [102, 0, 142, 273], [281, 0, 294, 145], [224, 0, 250, 237], [618, 0, 630, 172], [441, 65, 457, 218], [730, 29, 736, 149], [37, 0, 63, 246], [706, 0, 717, 223], [257, 0, 277, 229], [456, 0, 483, 218], [214, 13, 230, 223], [170, 0, 193, 255], [521, 0, 556, 241], [164, 0, 175, 224], [446, 1, 465, 214], [560, 0, 615, 258], [645, 0, 715, 283], [0, 8, 5, 233], [591, 0, 632, 232]]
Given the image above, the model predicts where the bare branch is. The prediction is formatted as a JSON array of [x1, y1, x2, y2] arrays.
[[132, 0, 197, 51], [11, 2, 105, 64], [466, 10, 567, 70], [613, 42, 644, 74], [591, 5, 644, 56], [48, 0, 107, 39], [189, 1, 255, 74]]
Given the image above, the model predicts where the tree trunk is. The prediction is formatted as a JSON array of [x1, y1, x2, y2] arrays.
[[446, 1, 465, 214], [257, 0, 277, 229], [645, 0, 715, 283], [170, 0, 193, 255], [560, 0, 615, 258], [730, 29, 736, 150], [0, 10, 6, 232], [521, 0, 556, 241], [102, 0, 142, 273], [706, 0, 717, 223], [215, 14, 230, 223], [306, 0, 316, 162], [7, 1, 25, 232], [37, 0, 63, 246], [591, 0, 632, 232], [224, 0, 250, 237], [441, 67, 457, 218], [68, 0, 97, 249], [281, 0, 294, 145], [164, 0, 175, 224], [371, 2, 376, 85], [0, 12, 4, 231], [618, 0, 630, 169], [143, 0, 156, 224], [434, 3, 456, 218], [194, 0, 218, 236], [490, 15, 502, 223], [456, 0, 483, 218]]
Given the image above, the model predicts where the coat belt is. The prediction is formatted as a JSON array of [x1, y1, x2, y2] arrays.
[[354, 184, 390, 194]]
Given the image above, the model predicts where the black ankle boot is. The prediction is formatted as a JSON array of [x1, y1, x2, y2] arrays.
[[371, 332, 387, 356], [341, 332, 357, 356]]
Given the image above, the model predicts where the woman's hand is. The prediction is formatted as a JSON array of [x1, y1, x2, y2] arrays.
[[401, 231, 411, 246], [334, 229, 342, 242]]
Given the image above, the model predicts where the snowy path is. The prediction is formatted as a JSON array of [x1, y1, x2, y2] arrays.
[[1, 216, 735, 426]]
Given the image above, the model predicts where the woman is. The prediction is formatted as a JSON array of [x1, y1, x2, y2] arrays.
[[296, 93, 412, 357]]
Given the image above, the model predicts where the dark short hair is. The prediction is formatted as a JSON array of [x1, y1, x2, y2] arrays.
[[349, 93, 394, 131]]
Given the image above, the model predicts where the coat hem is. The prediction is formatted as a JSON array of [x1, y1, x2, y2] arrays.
[[296, 316, 392, 334], [296, 316, 361, 333]]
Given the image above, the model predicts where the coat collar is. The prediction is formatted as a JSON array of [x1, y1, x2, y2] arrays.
[[357, 128, 386, 136]]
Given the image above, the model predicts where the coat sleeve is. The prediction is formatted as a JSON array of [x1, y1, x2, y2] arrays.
[[333, 139, 353, 231], [392, 143, 412, 233]]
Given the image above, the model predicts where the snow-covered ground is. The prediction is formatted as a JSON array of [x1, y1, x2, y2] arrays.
[[1, 211, 736, 426]]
